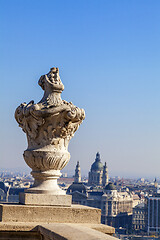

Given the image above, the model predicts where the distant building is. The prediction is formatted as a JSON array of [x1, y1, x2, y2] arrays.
[[147, 193, 160, 235], [0, 182, 6, 192], [67, 161, 87, 205], [154, 177, 158, 189], [0, 188, 6, 202], [132, 193, 141, 208], [87, 191, 103, 209], [67, 158, 133, 232], [0, 181, 25, 203], [61, 173, 68, 178], [132, 202, 147, 233], [8, 187, 25, 203], [101, 182, 133, 230], [88, 152, 108, 186]]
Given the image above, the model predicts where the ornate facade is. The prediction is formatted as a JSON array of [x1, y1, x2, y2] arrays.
[[101, 183, 133, 228], [132, 202, 147, 233], [67, 161, 133, 231]]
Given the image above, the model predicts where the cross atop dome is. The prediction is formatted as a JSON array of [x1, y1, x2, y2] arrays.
[[95, 152, 101, 162]]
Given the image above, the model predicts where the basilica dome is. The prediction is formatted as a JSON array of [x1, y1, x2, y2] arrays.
[[91, 152, 103, 171], [91, 161, 103, 171]]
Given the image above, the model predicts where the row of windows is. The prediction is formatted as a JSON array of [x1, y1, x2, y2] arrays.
[[133, 215, 145, 219], [134, 210, 144, 214], [133, 220, 145, 224], [134, 225, 144, 229]]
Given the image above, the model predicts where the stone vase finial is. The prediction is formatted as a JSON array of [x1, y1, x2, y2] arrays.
[[15, 67, 85, 195]]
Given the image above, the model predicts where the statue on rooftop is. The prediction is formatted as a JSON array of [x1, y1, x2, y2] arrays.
[[15, 67, 85, 195]]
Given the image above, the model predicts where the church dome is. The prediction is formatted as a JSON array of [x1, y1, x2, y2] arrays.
[[104, 182, 116, 191], [67, 182, 87, 194], [91, 161, 103, 171], [91, 152, 103, 171]]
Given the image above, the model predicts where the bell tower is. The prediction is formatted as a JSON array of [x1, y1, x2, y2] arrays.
[[102, 162, 108, 186], [74, 161, 81, 183]]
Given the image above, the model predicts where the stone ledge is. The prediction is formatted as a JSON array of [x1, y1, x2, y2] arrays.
[[19, 192, 72, 206], [0, 222, 115, 240], [0, 204, 101, 224], [0, 222, 38, 231], [38, 223, 116, 240], [0, 204, 116, 239], [80, 223, 115, 235]]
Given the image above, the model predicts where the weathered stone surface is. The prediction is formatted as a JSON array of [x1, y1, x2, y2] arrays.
[[0, 222, 115, 235], [0, 222, 38, 231], [0, 231, 42, 240], [37, 223, 116, 240], [0, 222, 115, 240], [80, 223, 115, 235], [0, 204, 101, 224], [15, 67, 85, 197], [19, 192, 72, 206]]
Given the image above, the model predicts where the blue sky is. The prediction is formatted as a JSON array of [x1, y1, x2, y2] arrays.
[[1, 0, 160, 178]]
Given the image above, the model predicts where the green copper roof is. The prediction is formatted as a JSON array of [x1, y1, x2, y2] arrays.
[[91, 152, 103, 171]]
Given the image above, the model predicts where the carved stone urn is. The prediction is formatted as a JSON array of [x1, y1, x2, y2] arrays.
[[15, 67, 85, 198]]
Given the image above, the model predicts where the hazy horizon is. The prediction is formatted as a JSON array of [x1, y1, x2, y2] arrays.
[[0, 166, 158, 181], [1, 1, 160, 179]]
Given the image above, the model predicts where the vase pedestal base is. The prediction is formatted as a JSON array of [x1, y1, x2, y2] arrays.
[[19, 192, 72, 206]]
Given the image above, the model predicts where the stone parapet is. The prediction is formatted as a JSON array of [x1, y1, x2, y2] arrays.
[[0, 203, 115, 239], [0, 222, 115, 240], [0, 204, 101, 224]]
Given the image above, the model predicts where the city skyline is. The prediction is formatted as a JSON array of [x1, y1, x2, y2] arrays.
[[1, 1, 160, 178]]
